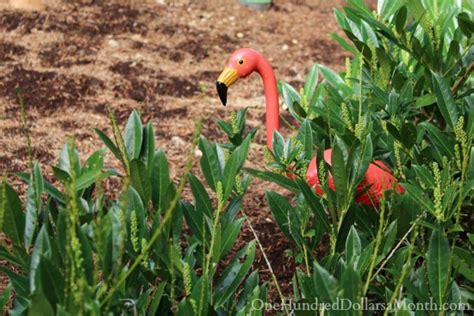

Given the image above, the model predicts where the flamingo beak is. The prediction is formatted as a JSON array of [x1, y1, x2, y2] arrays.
[[216, 67, 238, 106]]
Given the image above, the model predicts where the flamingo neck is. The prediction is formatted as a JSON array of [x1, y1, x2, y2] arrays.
[[255, 55, 279, 150]]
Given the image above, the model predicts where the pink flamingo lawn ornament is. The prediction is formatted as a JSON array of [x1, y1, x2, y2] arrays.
[[216, 48, 403, 207]]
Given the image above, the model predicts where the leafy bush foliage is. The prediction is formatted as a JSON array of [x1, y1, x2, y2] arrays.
[[249, 0, 473, 312], [1, 0, 473, 315], [0, 111, 266, 315]]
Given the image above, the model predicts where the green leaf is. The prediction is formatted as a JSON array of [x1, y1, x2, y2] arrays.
[[299, 120, 314, 160], [332, 137, 349, 208], [147, 282, 167, 316], [266, 191, 299, 244], [402, 183, 436, 214], [188, 174, 213, 218], [318, 64, 351, 96], [245, 168, 299, 192], [352, 135, 373, 186], [380, 221, 398, 259], [36, 257, 64, 308], [95, 128, 121, 162], [215, 241, 256, 307], [124, 110, 143, 160], [419, 122, 454, 158], [16, 172, 64, 203], [222, 135, 251, 200], [151, 150, 170, 212], [220, 218, 244, 259], [199, 138, 222, 191], [330, 32, 358, 54], [432, 73, 458, 130], [58, 142, 80, 176], [415, 94, 436, 108], [28, 290, 54, 316], [341, 264, 361, 314], [345, 226, 361, 263], [457, 12, 474, 37], [295, 179, 331, 233], [314, 262, 337, 302], [75, 149, 111, 190], [0, 244, 25, 268], [304, 65, 320, 105], [30, 225, 52, 293], [428, 228, 451, 305], [0, 284, 11, 311], [130, 159, 151, 205], [24, 164, 43, 249], [281, 81, 301, 113], [0, 182, 25, 252], [394, 6, 407, 33], [190, 276, 209, 316], [182, 203, 209, 247], [143, 123, 155, 171]]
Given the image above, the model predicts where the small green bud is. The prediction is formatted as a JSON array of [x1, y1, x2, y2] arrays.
[[183, 262, 192, 296], [394, 141, 405, 179], [230, 111, 239, 135], [216, 181, 224, 208], [455, 116, 466, 146], [318, 160, 327, 188], [234, 175, 244, 195], [130, 210, 139, 252], [341, 103, 353, 131], [141, 238, 149, 268], [432, 162, 443, 220]]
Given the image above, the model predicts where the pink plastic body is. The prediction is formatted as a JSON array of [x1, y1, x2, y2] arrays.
[[306, 149, 404, 207], [223, 48, 402, 207]]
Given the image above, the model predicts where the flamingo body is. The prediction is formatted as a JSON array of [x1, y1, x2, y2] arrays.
[[216, 48, 403, 208], [306, 149, 404, 207]]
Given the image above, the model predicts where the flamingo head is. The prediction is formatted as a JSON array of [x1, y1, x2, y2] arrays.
[[216, 48, 261, 106]]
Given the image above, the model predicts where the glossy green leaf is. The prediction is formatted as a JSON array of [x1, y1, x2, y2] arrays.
[[222, 135, 251, 200], [332, 137, 349, 208], [147, 282, 167, 316], [295, 179, 331, 233], [188, 174, 213, 218], [151, 150, 170, 212], [143, 122, 155, 171], [215, 241, 256, 307], [130, 159, 151, 205], [341, 264, 361, 314], [432, 73, 458, 130], [245, 168, 299, 193], [0, 182, 25, 253], [314, 262, 337, 302], [402, 183, 435, 214], [419, 122, 454, 158], [428, 228, 451, 306], [58, 142, 80, 176], [124, 110, 143, 160], [266, 191, 297, 243], [95, 128, 121, 162], [199, 138, 222, 191], [345, 226, 361, 263]]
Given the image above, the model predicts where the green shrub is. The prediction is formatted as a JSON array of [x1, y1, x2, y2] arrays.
[[0, 110, 266, 315], [249, 0, 473, 313]]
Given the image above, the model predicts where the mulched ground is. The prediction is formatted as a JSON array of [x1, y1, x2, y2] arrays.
[[0, 0, 367, 308]]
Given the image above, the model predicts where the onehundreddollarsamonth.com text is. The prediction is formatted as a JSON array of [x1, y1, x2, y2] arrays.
[[251, 298, 472, 313]]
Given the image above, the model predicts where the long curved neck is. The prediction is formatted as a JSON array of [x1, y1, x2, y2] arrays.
[[255, 56, 279, 150]]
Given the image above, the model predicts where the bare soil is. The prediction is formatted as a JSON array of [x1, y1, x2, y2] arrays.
[[0, 0, 363, 306]]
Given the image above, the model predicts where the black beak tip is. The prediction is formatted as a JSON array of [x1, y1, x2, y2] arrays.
[[216, 81, 228, 106]]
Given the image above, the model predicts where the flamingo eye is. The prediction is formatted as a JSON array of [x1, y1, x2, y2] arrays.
[[238, 59, 244, 65]]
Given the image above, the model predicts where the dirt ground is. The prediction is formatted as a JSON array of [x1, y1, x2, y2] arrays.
[[0, 0, 365, 305]]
